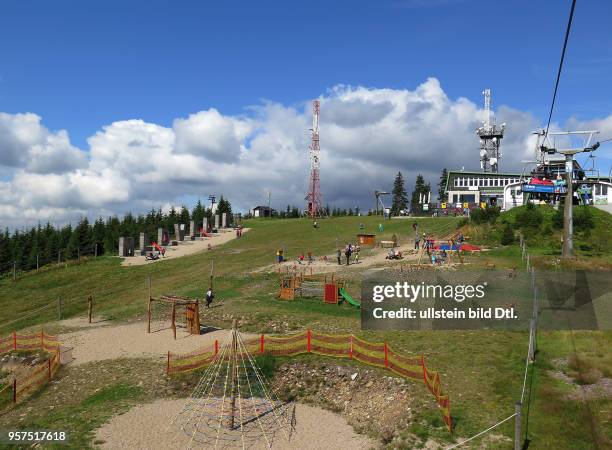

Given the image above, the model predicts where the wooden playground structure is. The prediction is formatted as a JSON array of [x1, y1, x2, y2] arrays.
[[411, 232, 471, 268], [278, 268, 348, 305], [147, 294, 201, 339]]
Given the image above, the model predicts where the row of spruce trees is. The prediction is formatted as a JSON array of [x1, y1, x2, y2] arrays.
[[389, 169, 448, 216], [0, 197, 232, 275]]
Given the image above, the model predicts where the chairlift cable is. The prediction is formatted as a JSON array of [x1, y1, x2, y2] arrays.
[[544, 0, 577, 139]]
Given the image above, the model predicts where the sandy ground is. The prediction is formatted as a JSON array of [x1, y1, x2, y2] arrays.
[[254, 243, 422, 275], [94, 398, 378, 450], [121, 229, 250, 267], [59, 320, 253, 365]]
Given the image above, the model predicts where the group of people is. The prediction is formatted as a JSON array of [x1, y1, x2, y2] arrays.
[[386, 248, 403, 260], [337, 244, 360, 265], [414, 231, 435, 251], [430, 249, 448, 266], [297, 252, 315, 265], [235, 225, 244, 238]]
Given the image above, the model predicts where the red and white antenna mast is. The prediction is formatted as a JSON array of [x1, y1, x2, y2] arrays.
[[306, 100, 322, 217]]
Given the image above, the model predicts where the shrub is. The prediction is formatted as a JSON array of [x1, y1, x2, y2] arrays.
[[552, 207, 564, 230], [573, 206, 595, 233], [575, 368, 603, 385], [500, 223, 515, 245], [515, 203, 543, 230], [456, 217, 469, 229], [470, 206, 500, 225]]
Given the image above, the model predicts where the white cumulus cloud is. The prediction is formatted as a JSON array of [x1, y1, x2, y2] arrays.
[[0, 77, 609, 229]]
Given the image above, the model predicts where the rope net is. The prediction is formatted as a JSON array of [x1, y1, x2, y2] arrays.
[[173, 326, 292, 448]]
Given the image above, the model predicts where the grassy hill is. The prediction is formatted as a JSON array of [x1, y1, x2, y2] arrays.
[[461, 205, 612, 269], [0, 214, 610, 448]]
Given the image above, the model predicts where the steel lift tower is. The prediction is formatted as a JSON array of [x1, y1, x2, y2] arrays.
[[477, 89, 506, 173], [305, 100, 323, 217]]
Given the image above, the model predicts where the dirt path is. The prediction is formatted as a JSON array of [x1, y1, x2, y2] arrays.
[[254, 243, 422, 275], [121, 228, 250, 267], [59, 320, 253, 365], [94, 398, 379, 449]]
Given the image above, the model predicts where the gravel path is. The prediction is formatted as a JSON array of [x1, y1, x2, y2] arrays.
[[60, 321, 252, 365], [121, 229, 250, 267], [94, 398, 378, 449], [254, 244, 420, 275]]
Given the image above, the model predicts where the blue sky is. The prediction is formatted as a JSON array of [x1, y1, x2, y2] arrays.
[[1, 0, 611, 148], [1, 0, 611, 226]]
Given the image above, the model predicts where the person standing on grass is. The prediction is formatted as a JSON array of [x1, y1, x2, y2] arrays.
[[414, 233, 421, 249], [345, 245, 352, 266], [205, 288, 214, 308], [337, 248, 342, 265]]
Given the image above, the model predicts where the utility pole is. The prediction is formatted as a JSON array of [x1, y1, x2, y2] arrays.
[[539, 130, 600, 258], [562, 153, 574, 257], [305, 100, 322, 217], [268, 191, 271, 219]]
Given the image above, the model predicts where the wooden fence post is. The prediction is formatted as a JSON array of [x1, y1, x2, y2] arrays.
[[349, 335, 353, 359], [515, 402, 522, 450], [307, 329, 311, 353], [147, 274, 152, 334], [13, 379, 17, 403], [214, 339, 219, 355], [88, 295, 93, 324], [171, 302, 176, 340], [260, 334, 264, 353], [13, 331, 17, 351], [48, 358, 52, 381]]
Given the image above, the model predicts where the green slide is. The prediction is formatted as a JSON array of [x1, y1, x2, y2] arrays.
[[339, 288, 361, 308]]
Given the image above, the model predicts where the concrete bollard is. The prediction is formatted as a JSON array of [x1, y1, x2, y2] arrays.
[[139, 232, 148, 256]]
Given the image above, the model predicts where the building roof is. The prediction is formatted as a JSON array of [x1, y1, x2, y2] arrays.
[[445, 169, 522, 193], [252, 205, 272, 210]]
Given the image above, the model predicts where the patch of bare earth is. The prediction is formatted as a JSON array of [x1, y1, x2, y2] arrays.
[[272, 361, 449, 448], [94, 398, 379, 449], [58, 321, 253, 366]]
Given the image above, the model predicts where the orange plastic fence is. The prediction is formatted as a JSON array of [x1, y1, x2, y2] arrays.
[[0, 331, 62, 407], [167, 330, 452, 432]]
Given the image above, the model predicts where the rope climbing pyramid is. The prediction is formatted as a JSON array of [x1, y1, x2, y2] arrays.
[[172, 320, 292, 449]]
